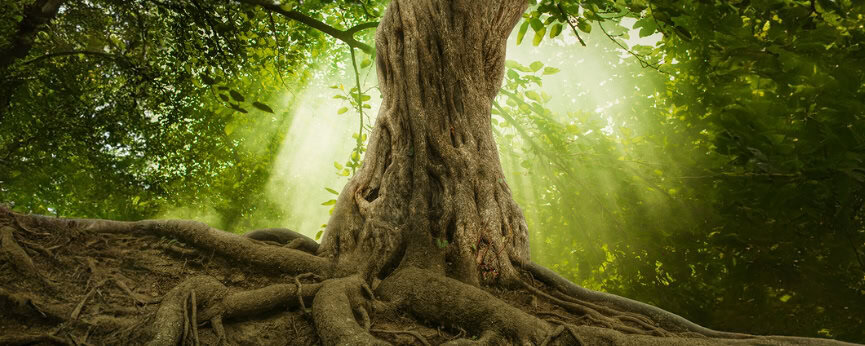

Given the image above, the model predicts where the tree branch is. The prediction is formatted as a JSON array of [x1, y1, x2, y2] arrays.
[[0, 0, 65, 71], [234, 0, 377, 54], [556, 4, 586, 47]]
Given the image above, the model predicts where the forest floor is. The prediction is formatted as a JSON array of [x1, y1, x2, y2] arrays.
[[2, 207, 861, 345], [0, 208, 582, 345]]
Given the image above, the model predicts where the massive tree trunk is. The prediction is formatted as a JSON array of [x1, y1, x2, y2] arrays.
[[319, 0, 531, 286]]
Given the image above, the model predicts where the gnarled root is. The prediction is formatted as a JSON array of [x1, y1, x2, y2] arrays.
[[0, 286, 70, 322], [312, 275, 386, 345], [376, 266, 563, 345], [22, 214, 332, 277], [148, 276, 228, 346], [518, 278, 666, 336], [521, 261, 861, 345], [521, 260, 750, 338], [199, 280, 322, 321], [1, 225, 54, 290]]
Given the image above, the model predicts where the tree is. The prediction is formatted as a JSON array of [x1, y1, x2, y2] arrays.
[[0, 0, 861, 345]]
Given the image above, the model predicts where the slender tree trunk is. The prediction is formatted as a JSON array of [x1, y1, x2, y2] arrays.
[[319, 0, 531, 286]]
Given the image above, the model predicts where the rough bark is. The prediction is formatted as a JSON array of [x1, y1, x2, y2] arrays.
[[319, 0, 532, 286]]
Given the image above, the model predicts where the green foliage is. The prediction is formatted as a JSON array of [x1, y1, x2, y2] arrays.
[[504, 0, 865, 342], [0, 0, 361, 230]]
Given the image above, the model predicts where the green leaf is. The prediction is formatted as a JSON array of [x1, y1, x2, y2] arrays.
[[516, 21, 529, 45], [230, 104, 248, 114], [219, 94, 230, 102], [201, 74, 217, 85], [533, 27, 546, 46], [321, 199, 336, 206], [229, 90, 245, 102], [543, 67, 560, 75], [315, 230, 323, 240], [530, 61, 544, 72], [334, 161, 343, 170], [634, 17, 657, 38], [549, 23, 563, 38], [337, 107, 349, 114], [325, 187, 339, 195], [577, 18, 592, 33], [526, 91, 542, 102], [224, 123, 236, 136], [529, 18, 544, 32], [251, 102, 274, 113], [360, 58, 371, 68]]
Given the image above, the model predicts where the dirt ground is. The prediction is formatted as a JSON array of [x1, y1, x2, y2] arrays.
[[0, 208, 573, 345]]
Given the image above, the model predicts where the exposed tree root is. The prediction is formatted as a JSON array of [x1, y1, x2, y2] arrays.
[[312, 275, 385, 345], [70, 279, 106, 320], [0, 333, 68, 345], [376, 266, 557, 344], [1, 225, 54, 289], [244, 228, 320, 254], [1, 207, 860, 346], [23, 214, 332, 277], [0, 286, 70, 322], [199, 280, 322, 321], [518, 278, 666, 336], [148, 276, 228, 345], [371, 328, 432, 346], [521, 260, 750, 338]]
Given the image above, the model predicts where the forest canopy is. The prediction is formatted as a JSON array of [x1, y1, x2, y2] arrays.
[[1, 0, 864, 343]]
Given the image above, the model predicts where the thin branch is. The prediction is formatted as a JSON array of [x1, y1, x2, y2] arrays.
[[346, 21, 379, 35], [234, 0, 377, 53], [597, 21, 665, 73], [556, 4, 586, 47]]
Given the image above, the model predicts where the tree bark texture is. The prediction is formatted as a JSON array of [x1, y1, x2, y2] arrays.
[[319, 0, 531, 286]]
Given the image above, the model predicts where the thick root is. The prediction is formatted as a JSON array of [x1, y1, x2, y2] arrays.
[[0, 286, 70, 322], [522, 260, 749, 338], [148, 276, 228, 346], [519, 279, 665, 336], [0, 334, 68, 345], [244, 228, 320, 254], [199, 280, 322, 321], [522, 262, 860, 345], [376, 266, 556, 344], [1, 225, 54, 289], [23, 214, 332, 277], [312, 275, 386, 345]]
